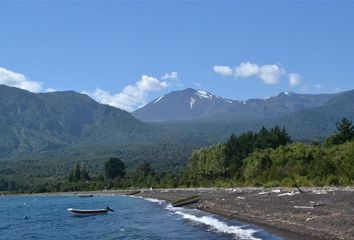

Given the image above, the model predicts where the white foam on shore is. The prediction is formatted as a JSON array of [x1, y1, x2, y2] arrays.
[[137, 196, 260, 239], [132, 196, 165, 205], [166, 204, 260, 240]]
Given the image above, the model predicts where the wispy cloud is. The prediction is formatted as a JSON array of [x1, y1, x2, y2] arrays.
[[213, 65, 233, 76], [214, 62, 299, 86], [0, 67, 42, 92], [300, 83, 327, 93], [161, 71, 178, 81], [87, 74, 170, 112], [288, 73, 302, 87]]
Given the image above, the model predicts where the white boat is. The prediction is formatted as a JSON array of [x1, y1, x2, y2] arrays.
[[67, 207, 113, 216]]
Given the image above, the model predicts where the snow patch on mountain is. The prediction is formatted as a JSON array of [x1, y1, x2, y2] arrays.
[[197, 90, 208, 95], [190, 97, 196, 110], [154, 95, 164, 103], [195, 89, 227, 101], [196, 90, 213, 100], [276, 91, 294, 97]]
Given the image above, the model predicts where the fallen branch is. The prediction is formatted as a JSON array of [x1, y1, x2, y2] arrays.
[[290, 175, 303, 194]]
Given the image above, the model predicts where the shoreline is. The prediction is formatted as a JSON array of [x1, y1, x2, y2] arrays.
[[2, 187, 353, 239], [134, 187, 353, 240]]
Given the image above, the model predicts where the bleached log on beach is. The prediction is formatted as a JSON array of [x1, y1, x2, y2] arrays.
[[277, 191, 300, 196], [258, 191, 270, 195], [294, 206, 314, 209]]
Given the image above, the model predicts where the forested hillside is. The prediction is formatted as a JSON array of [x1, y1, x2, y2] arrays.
[[1, 85, 354, 192], [2, 118, 352, 193]]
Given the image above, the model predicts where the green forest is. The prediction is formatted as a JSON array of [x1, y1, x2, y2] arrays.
[[1, 118, 353, 193], [182, 117, 354, 187]]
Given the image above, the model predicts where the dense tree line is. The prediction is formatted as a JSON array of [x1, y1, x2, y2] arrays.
[[242, 141, 354, 186], [182, 118, 354, 187], [182, 126, 292, 186], [1, 118, 353, 193]]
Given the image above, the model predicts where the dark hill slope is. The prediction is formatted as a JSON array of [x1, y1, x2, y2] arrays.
[[0, 85, 148, 156], [278, 89, 354, 139]]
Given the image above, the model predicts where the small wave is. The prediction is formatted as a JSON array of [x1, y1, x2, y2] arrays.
[[166, 205, 260, 240], [129, 195, 143, 199], [143, 197, 165, 205], [131, 195, 165, 205]]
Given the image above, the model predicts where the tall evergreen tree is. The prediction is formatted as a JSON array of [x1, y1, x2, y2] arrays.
[[326, 117, 354, 145], [104, 157, 126, 179], [336, 117, 354, 143], [68, 163, 91, 182], [131, 162, 156, 186], [73, 163, 81, 181], [81, 166, 91, 180]]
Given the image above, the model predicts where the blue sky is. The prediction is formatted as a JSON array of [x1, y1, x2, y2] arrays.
[[0, 1, 353, 111]]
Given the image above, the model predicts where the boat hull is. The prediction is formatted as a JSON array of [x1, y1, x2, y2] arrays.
[[67, 208, 109, 216], [77, 194, 93, 198]]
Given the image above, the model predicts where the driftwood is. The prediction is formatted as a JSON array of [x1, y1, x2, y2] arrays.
[[126, 190, 141, 196], [171, 194, 201, 207], [290, 175, 303, 194]]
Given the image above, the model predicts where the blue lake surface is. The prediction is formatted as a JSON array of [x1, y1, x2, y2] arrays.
[[0, 194, 282, 240]]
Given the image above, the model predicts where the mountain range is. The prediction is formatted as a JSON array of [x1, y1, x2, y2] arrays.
[[0, 84, 353, 183], [133, 88, 335, 122]]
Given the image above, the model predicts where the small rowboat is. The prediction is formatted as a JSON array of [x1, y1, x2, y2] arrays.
[[67, 207, 114, 216], [77, 194, 93, 198]]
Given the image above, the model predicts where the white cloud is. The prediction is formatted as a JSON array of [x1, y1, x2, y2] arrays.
[[234, 62, 260, 77], [214, 62, 300, 86], [234, 62, 285, 85], [88, 75, 168, 112], [289, 73, 302, 87], [161, 71, 178, 81], [213, 65, 233, 76], [258, 64, 285, 85], [0, 67, 42, 92]]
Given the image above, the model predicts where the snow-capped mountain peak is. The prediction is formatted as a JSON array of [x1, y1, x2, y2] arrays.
[[133, 88, 335, 121]]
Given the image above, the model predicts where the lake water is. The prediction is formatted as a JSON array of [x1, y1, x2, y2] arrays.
[[0, 195, 282, 240]]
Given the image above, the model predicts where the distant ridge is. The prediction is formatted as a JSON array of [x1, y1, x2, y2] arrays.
[[279, 89, 354, 138], [133, 88, 336, 122]]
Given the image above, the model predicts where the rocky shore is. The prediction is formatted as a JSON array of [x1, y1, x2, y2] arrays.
[[136, 187, 354, 240]]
